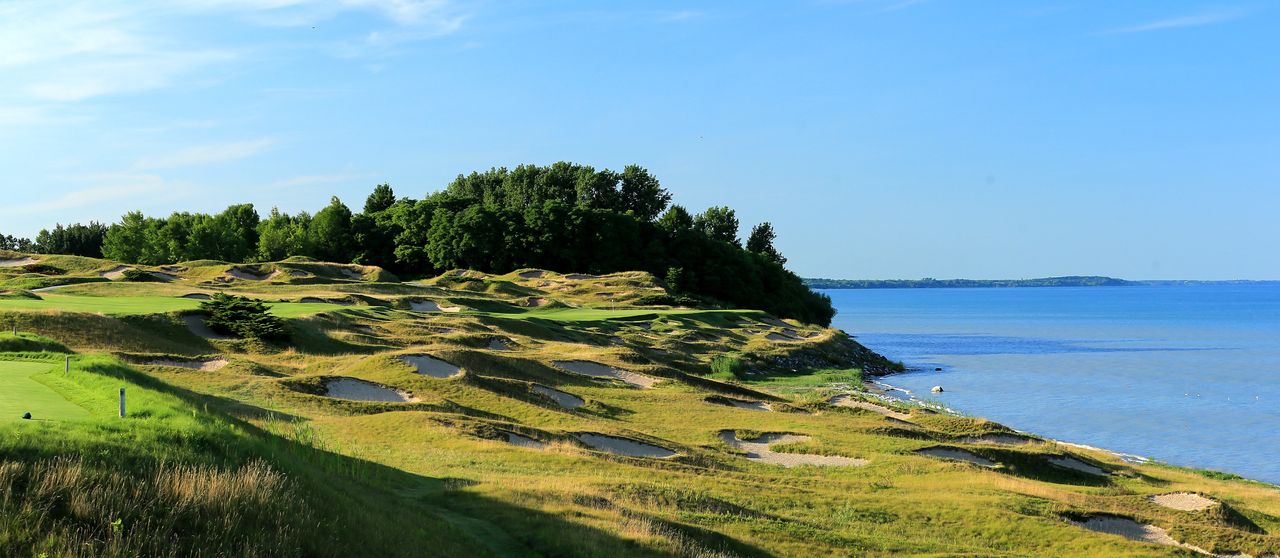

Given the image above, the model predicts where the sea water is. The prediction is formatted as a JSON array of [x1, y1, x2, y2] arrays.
[[823, 284, 1280, 484]]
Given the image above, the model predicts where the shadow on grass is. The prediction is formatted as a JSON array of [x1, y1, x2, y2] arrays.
[[974, 448, 1115, 487], [41, 358, 774, 557]]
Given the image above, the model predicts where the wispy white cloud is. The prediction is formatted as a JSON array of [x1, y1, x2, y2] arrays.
[[25, 50, 238, 102], [0, 0, 467, 103], [0, 175, 170, 216], [134, 138, 277, 170], [0, 106, 90, 127], [184, 0, 460, 26], [0, 2, 240, 103], [1108, 9, 1246, 33], [0, 3, 140, 68]]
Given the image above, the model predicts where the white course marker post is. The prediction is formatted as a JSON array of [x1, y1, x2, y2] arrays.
[[119, 388, 126, 418], [65, 356, 70, 377]]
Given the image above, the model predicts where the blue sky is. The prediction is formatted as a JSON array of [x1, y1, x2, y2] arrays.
[[1, 1, 1276, 280]]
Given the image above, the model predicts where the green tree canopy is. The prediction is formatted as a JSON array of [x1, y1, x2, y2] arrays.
[[618, 165, 670, 221], [746, 222, 786, 265], [657, 205, 695, 235], [200, 294, 287, 340], [101, 212, 153, 264], [79, 163, 835, 325], [309, 197, 354, 263], [694, 206, 740, 246], [33, 222, 108, 258], [364, 184, 397, 214]]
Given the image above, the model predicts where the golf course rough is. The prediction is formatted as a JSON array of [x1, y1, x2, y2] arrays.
[[0, 256, 1276, 557]]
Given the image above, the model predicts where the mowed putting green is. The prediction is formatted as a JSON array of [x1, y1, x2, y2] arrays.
[[0, 360, 90, 421], [0, 294, 347, 318]]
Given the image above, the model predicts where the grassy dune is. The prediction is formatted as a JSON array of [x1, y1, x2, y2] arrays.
[[0, 254, 1277, 557]]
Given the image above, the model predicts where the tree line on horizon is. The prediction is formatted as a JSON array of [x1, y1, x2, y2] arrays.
[[804, 276, 1135, 289], [3, 162, 833, 325]]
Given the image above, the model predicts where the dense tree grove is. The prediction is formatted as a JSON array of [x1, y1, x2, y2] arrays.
[[0, 234, 33, 252], [0, 223, 108, 257], [77, 163, 830, 324]]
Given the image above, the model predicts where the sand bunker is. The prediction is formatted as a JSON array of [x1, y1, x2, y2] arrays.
[[765, 332, 798, 342], [517, 270, 545, 279], [532, 385, 585, 409], [1149, 493, 1218, 512], [100, 265, 132, 279], [180, 293, 212, 300], [711, 398, 772, 412], [961, 433, 1037, 446], [917, 447, 997, 467], [299, 297, 328, 303], [760, 317, 790, 328], [505, 432, 546, 449], [1071, 515, 1226, 555], [523, 297, 549, 307], [145, 358, 228, 371], [227, 268, 283, 281], [553, 360, 659, 388], [340, 267, 364, 279], [0, 257, 37, 267], [565, 273, 597, 280], [828, 395, 912, 421], [182, 315, 234, 340], [577, 434, 676, 458], [1047, 455, 1108, 476], [487, 338, 512, 350], [410, 300, 462, 313], [1075, 515, 1179, 546], [400, 355, 462, 378], [718, 431, 868, 468], [31, 284, 72, 292], [149, 271, 181, 282], [324, 378, 416, 402]]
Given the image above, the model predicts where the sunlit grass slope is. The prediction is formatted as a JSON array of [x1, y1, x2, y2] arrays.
[[0, 252, 1276, 557]]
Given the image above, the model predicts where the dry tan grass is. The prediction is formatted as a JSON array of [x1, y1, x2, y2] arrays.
[[0, 456, 305, 557]]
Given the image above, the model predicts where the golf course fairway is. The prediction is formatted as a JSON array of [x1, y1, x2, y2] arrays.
[[0, 360, 90, 421]]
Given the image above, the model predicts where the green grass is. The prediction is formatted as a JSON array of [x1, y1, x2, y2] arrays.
[[0, 332, 70, 353], [739, 367, 863, 395], [0, 293, 349, 317], [1, 259, 1278, 557], [0, 359, 90, 421]]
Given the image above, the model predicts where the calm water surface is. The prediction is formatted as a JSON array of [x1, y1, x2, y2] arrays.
[[823, 285, 1280, 484]]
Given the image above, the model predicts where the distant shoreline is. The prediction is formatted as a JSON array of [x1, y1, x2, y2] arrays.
[[806, 276, 1132, 289], [807, 276, 1280, 289]]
